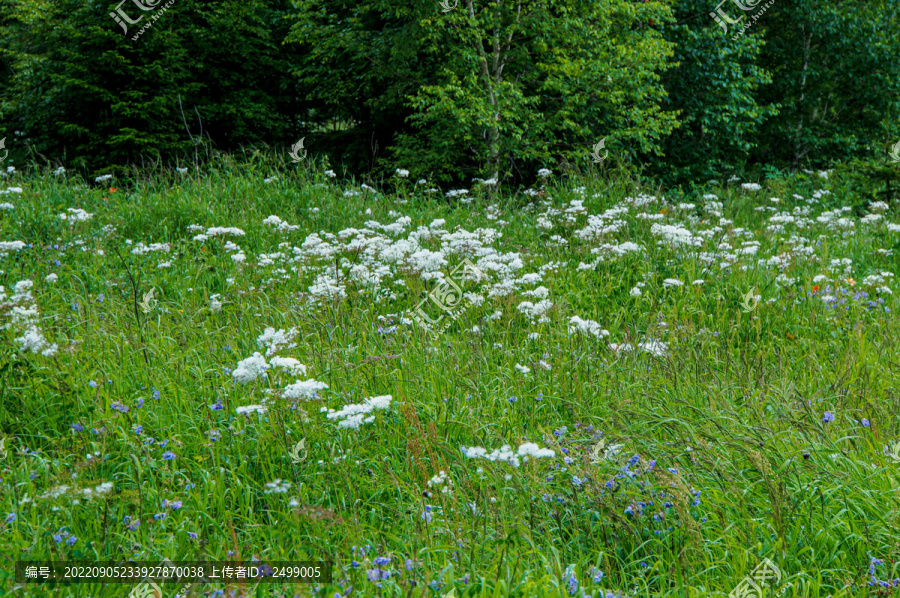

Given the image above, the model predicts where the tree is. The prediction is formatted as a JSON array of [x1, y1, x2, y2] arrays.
[[0, 0, 302, 173], [287, 0, 680, 186], [653, 0, 776, 184], [751, 0, 900, 169]]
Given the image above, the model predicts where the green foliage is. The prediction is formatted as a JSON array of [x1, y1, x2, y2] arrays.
[[653, 0, 776, 185], [287, 0, 680, 186], [1, 0, 899, 184], [0, 0, 302, 174], [751, 0, 900, 169], [834, 156, 900, 206]]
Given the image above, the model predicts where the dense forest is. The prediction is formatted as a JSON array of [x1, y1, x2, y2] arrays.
[[0, 0, 898, 187]]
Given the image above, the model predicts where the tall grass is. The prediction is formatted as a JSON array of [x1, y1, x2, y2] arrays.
[[1, 157, 899, 597]]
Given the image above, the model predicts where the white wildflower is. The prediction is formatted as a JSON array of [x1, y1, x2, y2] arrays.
[[282, 379, 328, 400], [568, 316, 609, 338], [257, 328, 298, 356], [232, 353, 270, 384], [59, 208, 93, 222], [325, 395, 392, 430], [269, 357, 307, 376]]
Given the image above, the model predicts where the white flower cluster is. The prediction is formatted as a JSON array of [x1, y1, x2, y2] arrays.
[[283, 378, 328, 400], [323, 395, 392, 430], [609, 340, 668, 357], [0, 241, 27, 258], [427, 470, 453, 494], [651, 223, 702, 248], [517, 299, 553, 322], [80, 482, 115, 499], [263, 215, 302, 232], [233, 352, 270, 384], [130, 242, 171, 255], [41, 481, 114, 501], [257, 327, 298, 356], [460, 442, 555, 467], [568, 316, 609, 338], [269, 356, 307, 376], [2, 280, 58, 356], [59, 208, 93, 222], [191, 226, 246, 241], [232, 328, 326, 411], [264, 479, 291, 494]]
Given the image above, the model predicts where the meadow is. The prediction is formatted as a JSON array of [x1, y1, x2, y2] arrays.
[[2, 156, 900, 598]]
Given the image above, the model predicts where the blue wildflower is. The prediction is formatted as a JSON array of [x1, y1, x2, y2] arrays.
[[565, 568, 578, 595]]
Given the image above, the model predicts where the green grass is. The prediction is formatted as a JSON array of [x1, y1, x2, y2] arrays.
[[1, 157, 900, 598]]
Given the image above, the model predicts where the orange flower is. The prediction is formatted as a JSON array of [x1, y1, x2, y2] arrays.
[[811, 284, 819, 294], [109, 187, 117, 193]]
